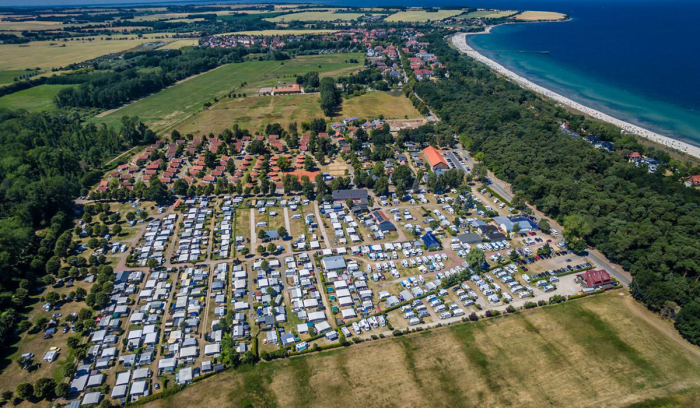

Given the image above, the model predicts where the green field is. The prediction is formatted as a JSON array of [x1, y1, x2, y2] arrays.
[[463, 10, 518, 19], [339, 91, 422, 120], [92, 53, 363, 133], [384, 9, 464, 22], [0, 70, 38, 86], [0, 84, 74, 112], [266, 10, 365, 22], [141, 292, 700, 408]]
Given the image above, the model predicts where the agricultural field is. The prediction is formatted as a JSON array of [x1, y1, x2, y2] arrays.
[[0, 36, 175, 71], [175, 94, 324, 136], [513, 11, 568, 21], [158, 39, 201, 50], [385, 10, 465, 22], [265, 11, 365, 22], [93, 53, 363, 133], [463, 10, 518, 19], [338, 91, 422, 120], [215, 29, 338, 36], [0, 69, 37, 86], [141, 292, 700, 408], [0, 84, 75, 112]]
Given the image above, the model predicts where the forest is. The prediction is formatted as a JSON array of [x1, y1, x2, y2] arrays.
[[413, 31, 700, 345], [0, 109, 151, 349]]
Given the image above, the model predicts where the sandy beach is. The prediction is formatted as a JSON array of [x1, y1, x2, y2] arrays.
[[451, 32, 700, 160]]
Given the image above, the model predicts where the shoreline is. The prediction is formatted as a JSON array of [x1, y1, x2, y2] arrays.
[[451, 32, 700, 160]]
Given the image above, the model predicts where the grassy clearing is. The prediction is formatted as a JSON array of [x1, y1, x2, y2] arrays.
[[384, 10, 464, 22], [93, 53, 361, 133], [463, 10, 518, 19], [141, 292, 700, 408], [0, 84, 74, 112], [338, 91, 422, 120], [158, 39, 201, 50], [266, 11, 364, 22], [513, 11, 567, 21], [176, 94, 323, 136]]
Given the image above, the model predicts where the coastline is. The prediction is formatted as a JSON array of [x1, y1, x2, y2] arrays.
[[451, 32, 700, 160]]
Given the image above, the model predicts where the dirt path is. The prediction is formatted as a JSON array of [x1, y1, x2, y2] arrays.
[[314, 201, 332, 249], [249, 208, 256, 248], [622, 293, 700, 361]]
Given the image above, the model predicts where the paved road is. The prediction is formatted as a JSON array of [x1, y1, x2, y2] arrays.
[[313, 201, 332, 249], [460, 147, 512, 202], [585, 249, 632, 286]]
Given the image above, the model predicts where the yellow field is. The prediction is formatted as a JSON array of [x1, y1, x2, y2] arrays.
[[215, 29, 338, 37], [159, 39, 200, 50], [0, 21, 85, 31], [266, 11, 365, 22], [141, 292, 700, 408], [0, 35, 178, 70], [513, 11, 568, 21], [339, 91, 422, 120], [463, 10, 518, 19], [385, 9, 464, 22]]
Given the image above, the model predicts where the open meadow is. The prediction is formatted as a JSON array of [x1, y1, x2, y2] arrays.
[[175, 90, 419, 136], [92, 53, 363, 133], [338, 91, 422, 120], [513, 11, 568, 21], [385, 10, 464, 22], [0, 84, 75, 112], [265, 11, 365, 22], [141, 292, 700, 408], [0, 70, 37, 86]]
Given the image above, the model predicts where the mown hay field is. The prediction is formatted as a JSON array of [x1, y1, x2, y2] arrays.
[[142, 292, 700, 408], [514, 11, 568, 21], [265, 11, 365, 22], [385, 10, 464, 22]]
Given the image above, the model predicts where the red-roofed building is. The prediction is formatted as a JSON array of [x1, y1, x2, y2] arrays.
[[576, 269, 614, 289], [422, 146, 449, 171]]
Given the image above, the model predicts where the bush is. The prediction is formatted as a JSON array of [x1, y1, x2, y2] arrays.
[[505, 305, 517, 314], [549, 295, 567, 304], [392, 330, 404, 337], [468, 312, 479, 321], [15, 383, 33, 401], [537, 300, 547, 307], [524, 302, 537, 309]]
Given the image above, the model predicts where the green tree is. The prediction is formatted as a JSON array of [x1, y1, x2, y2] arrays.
[[277, 226, 287, 238], [33, 378, 56, 400], [538, 219, 550, 232], [16, 383, 33, 400], [466, 248, 486, 272]]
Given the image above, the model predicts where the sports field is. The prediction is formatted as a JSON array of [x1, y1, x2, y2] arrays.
[[339, 91, 422, 120], [142, 292, 700, 408], [514, 11, 568, 21], [92, 53, 363, 133], [385, 10, 464, 22], [266, 11, 365, 22], [0, 84, 74, 112], [463, 10, 518, 19], [0, 36, 171, 71]]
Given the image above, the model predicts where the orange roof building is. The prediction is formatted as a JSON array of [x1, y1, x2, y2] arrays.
[[422, 146, 449, 171]]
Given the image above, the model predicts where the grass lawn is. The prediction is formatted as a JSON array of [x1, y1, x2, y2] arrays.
[[158, 39, 200, 50], [463, 10, 518, 19], [92, 53, 362, 133], [0, 84, 75, 112], [140, 292, 700, 408], [384, 10, 464, 22], [338, 91, 422, 120], [514, 11, 567, 21], [0, 69, 38, 86], [265, 11, 364, 22]]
